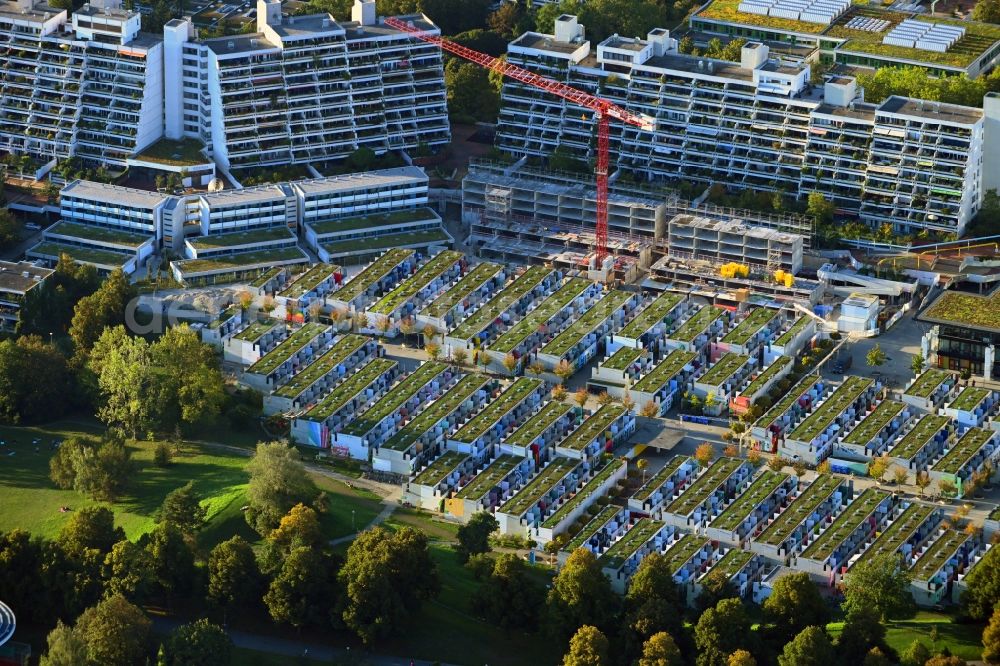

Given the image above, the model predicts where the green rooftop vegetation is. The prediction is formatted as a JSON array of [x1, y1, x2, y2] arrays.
[[709, 548, 754, 581], [932, 427, 995, 475], [423, 262, 502, 319], [232, 320, 278, 343], [301, 358, 396, 422], [662, 534, 710, 574], [506, 401, 574, 447], [774, 316, 810, 348], [369, 251, 463, 315], [739, 356, 791, 399], [557, 404, 627, 452], [30, 242, 131, 267], [757, 375, 820, 430], [450, 265, 552, 340], [698, 353, 750, 388], [710, 470, 788, 532], [278, 263, 339, 301], [542, 458, 626, 528], [666, 457, 744, 517], [843, 400, 905, 447], [173, 247, 307, 275], [455, 454, 521, 501], [188, 227, 294, 250], [669, 305, 724, 344], [619, 292, 684, 339], [789, 376, 874, 442], [451, 378, 542, 444], [905, 369, 953, 399], [600, 518, 666, 570], [890, 415, 950, 461], [566, 505, 622, 551], [855, 502, 937, 568], [721, 308, 778, 346], [412, 450, 469, 488], [273, 334, 367, 399], [321, 230, 448, 256], [949, 387, 991, 413], [633, 456, 693, 503], [341, 361, 448, 437], [47, 222, 151, 248], [800, 488, 891, 562], [309, 208, 439, 235], [540, 290, 633, 358], [381, 374, 489, 452], [246, 322, 327, 376], [335, 248, 414, 303], [489, 278, 591, 354], [758, 474, 844, 546], [924, 289, 1000, 332], [134, 137, 208, 166], [499, 457, 579, 517], [603, 347, 643, 372], [249, 266, 283, 289], [208, 305, 239, 329], [910, 529, 969, 582], [633, 350, 696, 393], [697, 0, 830, 33]]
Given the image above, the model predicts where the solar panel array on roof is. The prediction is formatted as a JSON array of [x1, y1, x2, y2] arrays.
[[844, 16, 891, 32], [737, 0, 849, 24], [882, 19, 965, 52]]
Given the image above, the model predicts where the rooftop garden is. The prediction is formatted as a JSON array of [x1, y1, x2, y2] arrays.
[[246, 322, 327, 376], [412, 450, 469, 488], [249, 266, 283, 290], [335, 248, 414, 303], [669, 305, 724, 344], [381, 374, 489, 452], [633, 350, 696, 393], [506, 401, 574, 447], [309, 208, 439, 235], [789, 376, 874, 442], [455, 454, 522, 501], [277, 263, 338, 301], [540, 290, 633, 358], [774, 316, 810, 349], [489, 278, 591, 354], [173, 247, 306, 275], [47, 222, 151, 248], [188, 227, 294, 250], [855, 502, 937, 568], [932, 427, 995, 475], [662, 534, 710, 574], [302, 358, 396, 421], [698, 353, 750, 388], [134, 137, 208, 166], [566, 505, 622, 551], [843, 400, 905, 447], [739, 356, 791, 399], [924, 289, 1000, 332], [666, 457, 744, 517], [708, 548, 754, 581], [905, 369, 953, 399], [273, 334, 367, 399], [710, 470, 788, 532], [30, 242, 131, 268], [208, 306, 239, 330], [721, 308, 778, 346], [558, 404, 627, 452], [949, 387, 991, 413], [341, 361, 448, 437], [369, 251, 463, 315], [696, 0, 831, 34], [757, 374, 820, 430], [633, 456, 693, 503], [889, 414, 950, 461], [451, 377, 542, 444], [542, 458, 626, 528], [800, 488, 891, 562], [910, 529, 969, 582], [450, 266, 552, 340], [499, 457, 579, 517], [600, 518, 666, 570], [619, 292, 684, 339], [321, 230, 448, 256], [231, 320, 278, 343], [423, 262, 502, 319], [758, 474, 844, 546], [603, 347, 643, 372]]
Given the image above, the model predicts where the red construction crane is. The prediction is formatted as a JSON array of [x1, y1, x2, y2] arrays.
[[384, 16, 655, 265]]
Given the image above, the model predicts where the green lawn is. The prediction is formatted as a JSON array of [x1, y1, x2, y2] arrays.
[[827, 611, 983, 662]]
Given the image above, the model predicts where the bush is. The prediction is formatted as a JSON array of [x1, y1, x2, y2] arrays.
[[153, 441, 173, 467]]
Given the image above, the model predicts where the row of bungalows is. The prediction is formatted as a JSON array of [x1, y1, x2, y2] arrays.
[[777, 376, 880, 465], [902, 369, 957, 412], [275, 263, 342, 314], [942, 387, 1000, 428], [832, 399, 912, 460], [692, 351, 754, 415], [265, 334, 378, 414], [912, 530, 988, 605], [764, 314, 817, 362], [927, 427, 1000, 493], [501, 401, 577, 457], [660, 457, 753, 529], [415, 261, 505, 333], [224, 319, 283, 365], [851, 502, 943, 572], [446, 453, 535, 522], [663, 304, 728, 354], [241, 323, 335, 392], [328, 248, 417, 314], [535, 457, 629, 544], [553, 404, 635, 461], [361, 250, 465, 335], [628, 455, 699, 514], [730, 356, 792, 416], [751, 474, 851, 561], [494, 456, 583, 535], [705, 470, 796, 545], [200, 306, 243, 346], [716, 307, 783, 356], [885, 414, 951, 473], [590, 347, 697, 413], [607, 291, 688, 355], [250, 266, 291, 296]]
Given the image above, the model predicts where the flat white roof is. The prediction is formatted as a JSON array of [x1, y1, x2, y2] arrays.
[[199, 184, 289, 207], [61, 180, 168, 209], [292, 166, 427, 196]]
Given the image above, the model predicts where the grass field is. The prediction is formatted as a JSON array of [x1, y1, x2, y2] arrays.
[[827, 610, 983, 661]]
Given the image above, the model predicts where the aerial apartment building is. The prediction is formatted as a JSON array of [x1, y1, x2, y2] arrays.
[[495, 15, 992, 235]]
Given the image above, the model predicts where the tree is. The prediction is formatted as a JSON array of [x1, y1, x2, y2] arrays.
[[148, 325, 226, 431], [938, 478, 958, 498], [264, 546, 337, 629], [69, 269, 136, 359], [638, 631, 682, 666], [624, 553, 686, 658], [901, 639, 932, 666], [694, 598, 752, 666], [553, 384, 568, 401], [17, 254, 100, 339], [0, 336, 74, 424], [866, 344, 887, 368], [842, 552, 914, 620], [546, 548, 618, 643], [893, 466, 909, 486], [694, 569, 736, 614], [470, 553, 545, 633], [260, 503, 324, 573], [837, 607, 889, 665], [455, 511, 498, 563], [637, 458, 649, 483], [779, 626, 835, 666], [40, 620, 89, 666], [792, 460, 807, 477], [768, 456, 787, 472], [157, 481, 207, 534], [143, 523, 197, 602], [163, 619, 233, 666], [74, 594, 152, 666], [339, 526, 441, 644], [452, 347, 468, 366], [0, 207, 23, 251], [69, 436, 136, 502], [807, 192, 835, 225], [555, 359, 574, 383], [961, 543, 1000, 619], [426, 341, 442, 361], [444, 58, 499, 123], [562, 625, 608, 666], [208, 536, 261, 613], [641, 401, 659, 418], [574, 388, 589, 408], [868, 455, 889, 484], [695, 442, 715, 467], [911, 352, 925, 376], [975, 0, 1000, 24], [912, 470, 930, 497], [985, 606, 1000, 665], [488, 1, 521, 36], [728, 651, 757, 666], [763, 572, 828, 641], [924, 657, 966, 666], [245, 441, 319, 536], [502, 352, 518, 374], [89, 328, 154, 438], [60, 506, 124, 556], [103, 539, 154, 601]]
